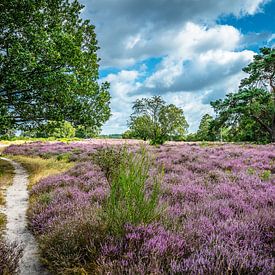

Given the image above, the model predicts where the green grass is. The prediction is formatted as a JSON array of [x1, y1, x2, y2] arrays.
[[93, 146, 163, 235]]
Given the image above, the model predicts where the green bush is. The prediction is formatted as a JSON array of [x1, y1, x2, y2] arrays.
[[94, 146, 162, 235], [260, 170, 271, 181]]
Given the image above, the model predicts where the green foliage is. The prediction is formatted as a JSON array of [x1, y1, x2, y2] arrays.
[[121, 130, 135, 139], [0, 0, 111, 134], [92, 146, 125, 182], [260, 170, 271, 181], [34, 121, 76, 138], [211, 88, 272, 142], [75, 126, 100, 138], [93, 146, 162, 235], [211, 47, 275, 143], [196, 114, 215, 141], [56, 152, 73, 162], [129, 96, 188, 144], [247, 167, 256, 175], [185, 133, 197, 142]]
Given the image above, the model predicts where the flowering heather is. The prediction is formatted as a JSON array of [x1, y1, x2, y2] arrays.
[[0, 240, 23, 274], [28, 162, 109, 235], [4, 139, 142, 161], [4, 141, 275, 274]]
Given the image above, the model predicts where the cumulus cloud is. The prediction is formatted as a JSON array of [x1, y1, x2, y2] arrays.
[[81, 0, 269, 67], [78, 0, 270, 134]]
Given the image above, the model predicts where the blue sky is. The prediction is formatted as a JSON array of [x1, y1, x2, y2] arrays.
[[80, 0, 275, 134]]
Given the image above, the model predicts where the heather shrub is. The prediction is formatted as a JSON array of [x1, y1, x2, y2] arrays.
[[96, 223, 188, 274], [96, 146, 162, 235], [0, 240, 23, 275], [91, 146, 126, 182], [39, 211, 107, 274]]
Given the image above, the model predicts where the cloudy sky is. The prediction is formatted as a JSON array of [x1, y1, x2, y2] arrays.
[[80, 0, 275, 134]]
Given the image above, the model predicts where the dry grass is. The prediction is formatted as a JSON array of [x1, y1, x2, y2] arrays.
[[0, 159, 14, 235], [9, 156, 73, 189], [0, 159, 14, 205]]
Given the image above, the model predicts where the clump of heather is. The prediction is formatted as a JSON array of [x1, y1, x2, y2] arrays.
[[96, 223, 188, 274], [27, 161, 110, 273], [38, 211, 107, 274], [28, 162, 109, 235], [0, 240, 23, 274]]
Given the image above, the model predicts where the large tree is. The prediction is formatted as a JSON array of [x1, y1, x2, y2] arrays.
[[211, 48, 275, 142], [129, 96, 188, 144], [0, 0, 111, 134], [196, 114, 215, 141]]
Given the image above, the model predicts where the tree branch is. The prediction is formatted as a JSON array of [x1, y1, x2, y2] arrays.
[[251, 114, 272, 134]]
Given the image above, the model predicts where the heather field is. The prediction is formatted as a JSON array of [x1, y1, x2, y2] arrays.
[[3, 141, 275, 274]]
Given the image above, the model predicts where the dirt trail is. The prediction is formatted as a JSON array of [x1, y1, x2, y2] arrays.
[[0, 156, 49, 275]]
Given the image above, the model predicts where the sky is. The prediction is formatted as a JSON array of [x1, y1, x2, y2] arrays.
[[80, 0, 275, 134]]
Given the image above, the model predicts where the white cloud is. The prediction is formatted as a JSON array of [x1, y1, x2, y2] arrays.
[[80, 0, 269, 67], [78, 0, 271, 134]]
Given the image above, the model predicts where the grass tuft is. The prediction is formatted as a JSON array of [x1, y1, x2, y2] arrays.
[[93, 146, 163, 235], [8, 156, 73, 189]]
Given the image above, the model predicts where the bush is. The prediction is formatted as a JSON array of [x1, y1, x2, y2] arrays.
[[93, 146, 162, 235], [0, 240, 23, 274], [96, 224, 188, 274], [39, 212, 107, 274]]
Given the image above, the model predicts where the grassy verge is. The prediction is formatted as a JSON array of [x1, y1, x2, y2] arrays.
[[0, 159, 14, 234], [8, 156, 73, 189]]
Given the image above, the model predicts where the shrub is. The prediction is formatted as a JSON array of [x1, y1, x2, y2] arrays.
[[96, 146, 162, 235], [260, 170, 271, 181], [39, 212, 107, 274], [96, 224, 188, 274], [0, 240, 23, 274]]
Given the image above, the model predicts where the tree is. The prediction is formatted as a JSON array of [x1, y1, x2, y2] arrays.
[[122, 130, 134, 139], [196, 114, 214, 141], [211, 48, 275, 142], [75, 125, 100, 138], [37, 120, 76, 138], [129, 96, 188, 144], [0, 0, 111, 135], [128, 115, 154, 141]]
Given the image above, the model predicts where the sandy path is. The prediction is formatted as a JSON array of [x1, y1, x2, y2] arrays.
[[0, 156, 49, 275]]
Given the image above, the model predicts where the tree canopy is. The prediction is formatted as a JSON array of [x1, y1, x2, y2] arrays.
[[196, 114, 214, 141], [127, 96, 188, 144], [211, 47, 275, 143], [0, 0, 111, 135]]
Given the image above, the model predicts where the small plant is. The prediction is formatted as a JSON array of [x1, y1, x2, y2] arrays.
[[247, 167, 256, 175], [260, 170, 271, 181], [95, 146, 162, 235], [91, 146, 125, 182], [56, 152, 73, 162], [0, 213, 6, 232], [39, 213, 106, 274]]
